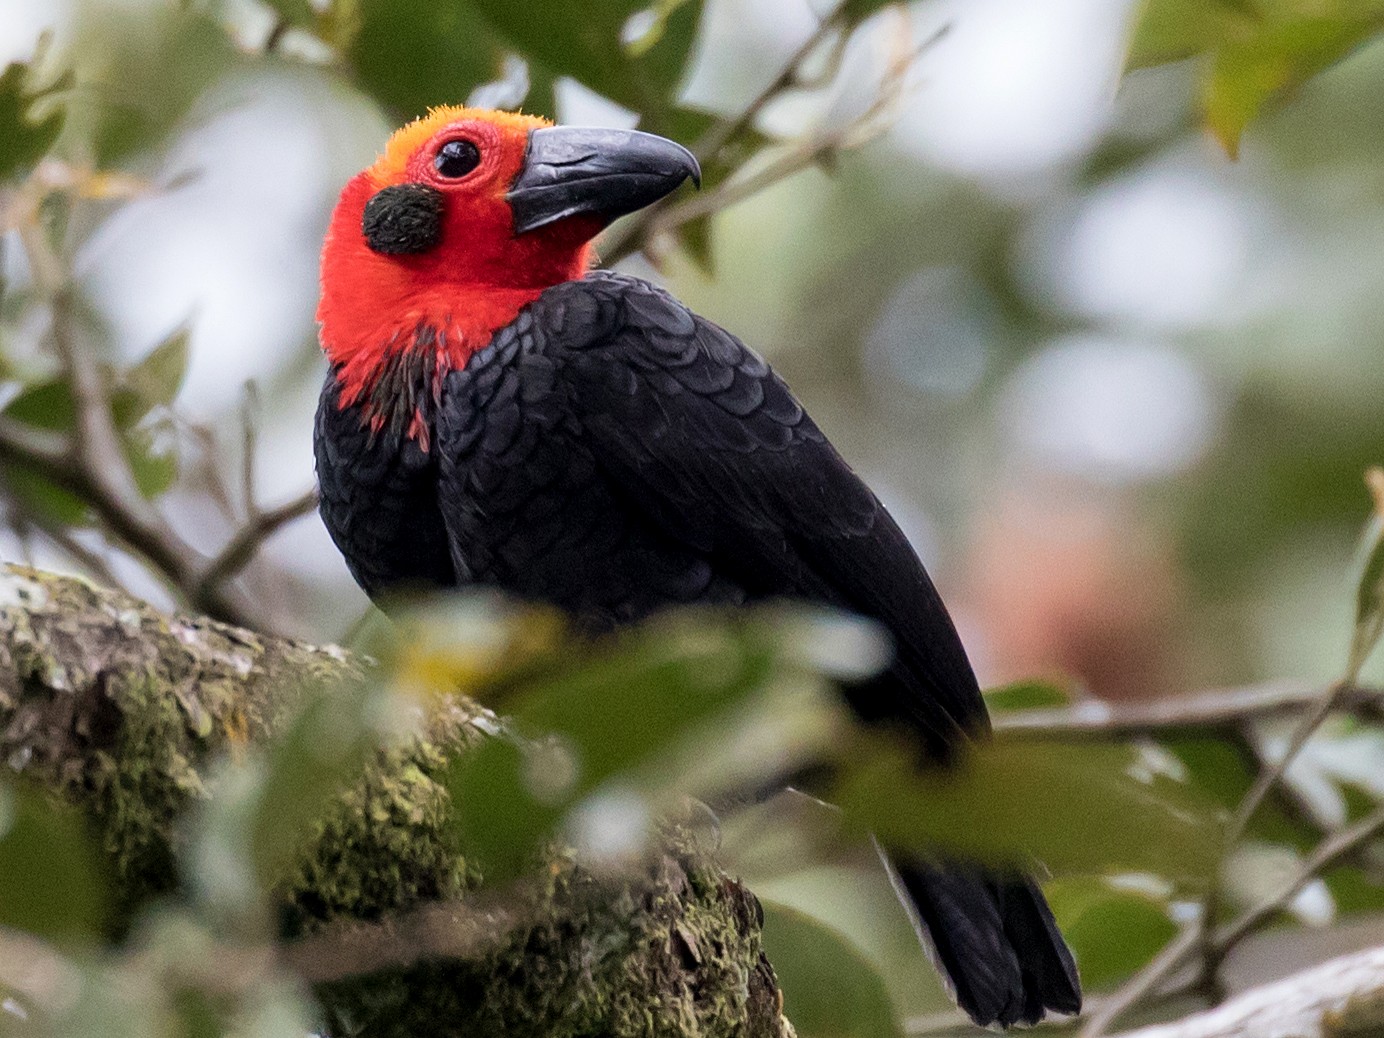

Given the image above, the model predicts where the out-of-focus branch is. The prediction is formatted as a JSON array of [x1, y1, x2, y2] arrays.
[[190, 488, 319, 614], [1212, 803, 1384, 957], [601, 4, 923, 267], [1109, 945, 1384, 1038], [3, 178, 316, 630], [994, 682, 1384, 738]]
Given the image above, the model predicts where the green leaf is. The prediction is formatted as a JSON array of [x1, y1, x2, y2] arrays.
[[1124, 0, 1384, 155], [116, 326, 190, 424], [1044, 878, 1177, 989], [249, 680, 380, 889], [4, 378, 76, 432], [68, 6, 232, 165], [983, 678, 1072, 712], [832, 736, 1223, 880], [1349, 471, 1384, 677], [1204, 16, 1384, 156], [759, 898, 903, 1038], [2, 466, 89, 525], [123, 426, 177, 499], [0, 783, 106, 943], [445, 609, 781, 882], [348, 0, 706, 139], [839, 0, 904, 21], [447, 736, 565, 883], [1125, 0, 1248, 69], [0, 56, 66, 183], [677, 213, 715, 273], [349, 0, 507, 120]]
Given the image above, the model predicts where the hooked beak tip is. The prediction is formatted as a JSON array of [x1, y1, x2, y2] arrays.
[[508, 126, 701, 235]]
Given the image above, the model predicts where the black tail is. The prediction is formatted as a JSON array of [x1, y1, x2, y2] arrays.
[[890, 856, 1081, 1028]]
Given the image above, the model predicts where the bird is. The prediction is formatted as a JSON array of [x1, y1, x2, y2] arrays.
[[313, 105, 1081, 1028]]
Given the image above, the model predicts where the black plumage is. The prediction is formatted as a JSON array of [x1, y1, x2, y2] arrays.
[[314, 270, 1080, 1027]]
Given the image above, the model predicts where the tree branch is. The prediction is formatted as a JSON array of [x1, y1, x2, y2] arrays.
[[993, 682, 1384, 739], [0, 564, 791, 1038], [1109, 945, 1384, 1038]]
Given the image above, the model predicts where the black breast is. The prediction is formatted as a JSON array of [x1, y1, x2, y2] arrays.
[[435, 303, 746, 626], [314, 363, 455, 601]]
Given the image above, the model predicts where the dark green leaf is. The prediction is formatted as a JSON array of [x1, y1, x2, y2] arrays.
[[4, 379, 75, 432], [349, 0, 705, 139], [0, 783, 106, 943], [118, 326, 190, 421], [1044, 878, 1177, 989], [250, 681, 379, 889], [2, 467, 88, 525], [0, 56, 66, 183], [1350, 484, 1384, 676], [832, 736, 1223, 879], [123, 426, 178, 499], [445, 610, 781, 881], [759, 898, 903, 1038], [1124, 0, 1384, 155], [677, 214, 715, 273], [448, 736, 565, 883], [349, 0, 506, 120], [262, 0, 318, 32]]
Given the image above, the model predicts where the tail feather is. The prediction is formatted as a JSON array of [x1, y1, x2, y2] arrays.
[[890, 857, 1081, 1028]]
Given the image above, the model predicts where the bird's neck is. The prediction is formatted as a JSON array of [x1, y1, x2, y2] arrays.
[[317, 180, 593, 438], [321, 276, 544, 408]]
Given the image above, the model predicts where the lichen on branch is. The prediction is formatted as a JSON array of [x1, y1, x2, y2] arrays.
[[0, 564, 792, 1038]]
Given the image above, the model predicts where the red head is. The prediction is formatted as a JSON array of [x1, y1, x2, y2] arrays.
[[318, 106, 699, 419]]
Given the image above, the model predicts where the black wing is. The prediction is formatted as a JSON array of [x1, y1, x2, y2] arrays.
[[532, 272, 988, 755]]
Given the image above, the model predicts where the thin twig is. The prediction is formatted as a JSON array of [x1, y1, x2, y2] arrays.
[[191, 487, 318, 613], [6, 190, 262, 626], [1080, 927, 1205, 1038], [1212, 802, 1384, 956], [692, 0, 850, 165], [993, 682, 1382, 739]]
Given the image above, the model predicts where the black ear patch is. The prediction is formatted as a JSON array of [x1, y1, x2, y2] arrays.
[[362, 183, 444, 255]]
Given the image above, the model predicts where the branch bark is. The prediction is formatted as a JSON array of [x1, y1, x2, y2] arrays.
[[0, 564, 792, 1038], [1110, 945, 1384, 1038]]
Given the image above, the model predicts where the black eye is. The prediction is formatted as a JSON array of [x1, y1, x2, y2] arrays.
[[434, 139, 481, 179]]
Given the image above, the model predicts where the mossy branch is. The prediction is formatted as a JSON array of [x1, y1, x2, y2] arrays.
[[0, 563, 793, 1038]]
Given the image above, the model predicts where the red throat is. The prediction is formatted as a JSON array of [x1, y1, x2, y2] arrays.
[[317, 108, 596, 427]]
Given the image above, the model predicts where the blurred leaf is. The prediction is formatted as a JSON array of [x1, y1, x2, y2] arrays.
[[1349, 468, 1384, 677], [0, 55, 67, 183], [68, 6, 232, 165], [4, 378, 75, 431], [348, 0, 705, 138], [983, 679, 1072, 712], [249, 681, 379, 889], [1125, 0, 1247, 68], [0, 783, 105, 943], [677, 214, 715, 273], [447, 736, 565, 883], [123, 426, 177, 499], [759, 898, 903, 1038], [2, 466, 88, 525], [833, 736, 1223, 879], [446, 610, 781, 881], [839, 0, 906, 21], [1044, 878, 1177, 989], [349, 1, 507, 120], [1125, 0, 1384, 155], [114, 326, 190, 424]]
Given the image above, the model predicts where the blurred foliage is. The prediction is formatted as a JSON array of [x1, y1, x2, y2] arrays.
[[1127, 0, 1384, 154], [0, 0, 1383, 1035]]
